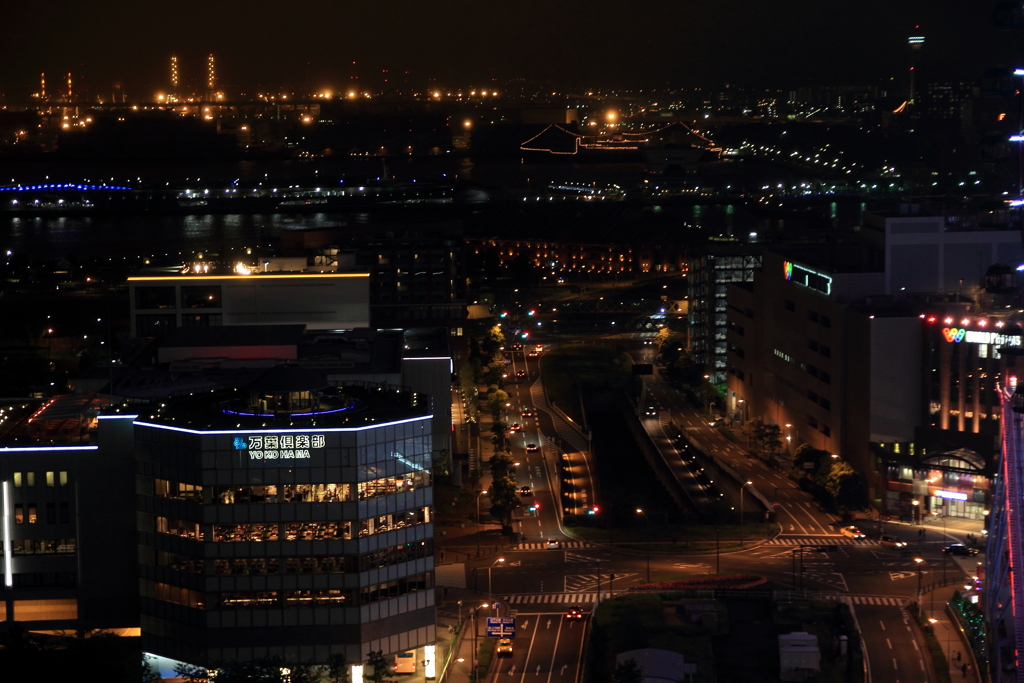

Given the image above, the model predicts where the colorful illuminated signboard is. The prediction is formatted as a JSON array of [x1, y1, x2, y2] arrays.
[[233, 434, 325, 460], [783, 260, 832, 295], [935, 490, 968, 501], [942, 328, 1022, 348]]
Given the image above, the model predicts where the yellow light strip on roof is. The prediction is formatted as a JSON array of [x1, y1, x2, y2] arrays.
[[128, 273, 368, 281]]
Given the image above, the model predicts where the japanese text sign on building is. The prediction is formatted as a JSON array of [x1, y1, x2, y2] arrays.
[[233, 434, 325, 460]]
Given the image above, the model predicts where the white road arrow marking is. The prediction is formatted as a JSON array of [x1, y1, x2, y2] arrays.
[[536, 665, 541, 675], [561, 665, 568, 676], [546, 618, 552, 629]]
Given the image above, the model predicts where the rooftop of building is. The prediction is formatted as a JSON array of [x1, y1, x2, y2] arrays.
[[161, 324, 307, 349], [80, 327, 410, 399], [132, 380, 430, 434], [0, 394, 107, 447], [402, 328, 452, 360]]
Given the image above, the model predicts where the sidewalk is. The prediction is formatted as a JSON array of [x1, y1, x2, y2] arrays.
[[919, 583, 982, 683], [436, 585, 498, 683]]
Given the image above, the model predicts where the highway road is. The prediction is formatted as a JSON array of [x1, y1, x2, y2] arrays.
[[451, 330, 979, 683]]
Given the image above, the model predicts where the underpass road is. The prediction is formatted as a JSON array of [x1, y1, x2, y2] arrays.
[[855, 603, 928, 683]]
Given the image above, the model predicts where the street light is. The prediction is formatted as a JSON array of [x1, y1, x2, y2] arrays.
[[912, 499, 920, 525], [636, 508, 651, 583], [487, 557, 505, 610], [471, 603, 489, 682], [915, 557, 924, 609], [476, 490, 488, 558], [740, 481, 753, 547]]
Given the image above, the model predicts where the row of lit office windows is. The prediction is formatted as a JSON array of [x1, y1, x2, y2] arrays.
[[155, 471, 430, 505], [157, 507, 432, 542], [11, 503, 71, 525], [0, 538, 76, 555], [11, 471, 68, 488], [156, 540, 433, 576]]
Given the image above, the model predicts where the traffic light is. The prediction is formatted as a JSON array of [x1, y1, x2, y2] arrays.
[[587, 506, 599, 515], [528, 309, 536, 316]]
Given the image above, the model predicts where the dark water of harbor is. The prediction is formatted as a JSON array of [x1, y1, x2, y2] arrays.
[[0, 155, 862, 259]]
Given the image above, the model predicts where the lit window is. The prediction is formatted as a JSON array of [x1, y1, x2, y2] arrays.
[[46, 472, 54, 487], [13, 472, 21, 488]]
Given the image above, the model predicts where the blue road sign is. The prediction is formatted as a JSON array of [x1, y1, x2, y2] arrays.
[[486, 617, 516, 638]]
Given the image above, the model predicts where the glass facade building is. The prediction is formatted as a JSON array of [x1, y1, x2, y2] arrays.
[[134, 380, 435, 667]]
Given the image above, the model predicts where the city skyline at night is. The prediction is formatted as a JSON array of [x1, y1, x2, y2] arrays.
[[0, 1, 1019, 99]]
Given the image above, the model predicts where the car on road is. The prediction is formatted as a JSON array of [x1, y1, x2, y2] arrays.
[[520, 486, 533, 496], [643, 339, 653, 345], [840, 526, 866, 539], [511, 343, 524, 351], [516, 370, 526, 378], [708, 418, 725, 427], [879, 535, 907, 549], [496, 638, 514, 656], [644, 406, 658, 417], [565, 606, 583, 620], [546, 538, 561, 549], [528, 351, 539, 358], [942, 543, 979, 557], [521, 408, 536, 418], [525, 443, 538, 452], [509, 423, 522, 432]]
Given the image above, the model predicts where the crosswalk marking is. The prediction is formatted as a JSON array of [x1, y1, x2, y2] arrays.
[[849, 596, 906, 606], [507, 593, 596, 604], [514, 541, 588, 550], [767, 537, 874, 546]]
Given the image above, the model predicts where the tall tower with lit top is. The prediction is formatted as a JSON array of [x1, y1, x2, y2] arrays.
[[908, 29, 925, 106], [170, 55, 179, 98], [207, 53, 215, 100]]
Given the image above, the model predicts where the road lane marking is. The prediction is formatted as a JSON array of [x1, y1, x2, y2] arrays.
[[887, 639, 892, 649], [893, 658, 898, 670], [546, 611, 565, 683], [880, 621, 886, 630]]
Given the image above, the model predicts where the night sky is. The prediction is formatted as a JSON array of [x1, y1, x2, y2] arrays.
[[0, 0, 1020, 97]]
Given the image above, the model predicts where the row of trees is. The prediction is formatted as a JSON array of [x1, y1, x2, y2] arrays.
[[653, 328, 718, 411], [749, 418, 783, 455], [793, 444, 867, 512]]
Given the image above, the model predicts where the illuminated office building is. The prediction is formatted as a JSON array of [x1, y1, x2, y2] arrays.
[[1, 371, 436, 673], [134, 369, 435, 667]]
